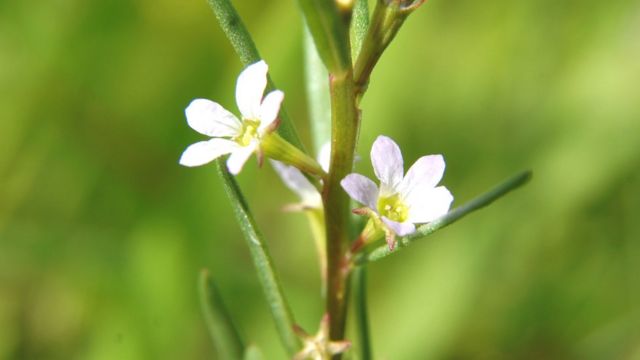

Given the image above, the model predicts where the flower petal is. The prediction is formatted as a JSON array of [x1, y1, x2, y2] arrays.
[[399, 154, 445, 198], [381, 217, 416, 236], [270, 160, 320, 207], [318, 142, 331, 172], [236, 60, 268, 119], [185, 99, 241, 137], [179, 138, 238, 167], [405, 186, 453, 223], [371, 135, 404, 190], [340, 173, 378, 210], [226, 142, 257, 175], [258, 90, 284, 132]]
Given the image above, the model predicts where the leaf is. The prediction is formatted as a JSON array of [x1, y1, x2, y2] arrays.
[[356, 170, 533, 264], [297, 0, 351, 75], [350, 0, 370, 60], [215, 160, 301, 355], [198, 269, 245, 360], [304, 27, 331, 153]]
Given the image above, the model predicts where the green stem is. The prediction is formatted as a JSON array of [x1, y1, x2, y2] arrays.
[[198, 269, 245, 360], [355, 170, 533, 264], [352, 267, 372, 360], [207, 0, 304, 150], [323, 70, 360, 345], [215, 161, 301, 354]]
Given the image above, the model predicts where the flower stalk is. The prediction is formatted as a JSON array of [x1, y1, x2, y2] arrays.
[[263, 133, 327, 179]]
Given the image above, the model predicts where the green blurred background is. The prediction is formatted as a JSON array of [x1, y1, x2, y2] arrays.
[[1, 0, 639, 358]]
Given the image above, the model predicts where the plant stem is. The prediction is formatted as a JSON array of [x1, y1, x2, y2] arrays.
[[323, 70, 360, 347], [352, 266, 372, 360], [198, 269, 245, 359], [355, 170, 532, 265], [216, 161, 301, 355]]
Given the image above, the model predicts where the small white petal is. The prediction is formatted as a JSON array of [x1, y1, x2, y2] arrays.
[[185, 98, 241, 137], [405, 186, 453, 223], [270, 160, 321, 207], [381, 217, 416, 236], [236, 60, 268, 120], [318, 142, 331, 172], [179, 138, 238, 167], [226, 142, 257, 175], [340, 174, 378, 210], [399, 155, 445, 198], [371, 135, 404, 190], [258, 90, 284, 132]]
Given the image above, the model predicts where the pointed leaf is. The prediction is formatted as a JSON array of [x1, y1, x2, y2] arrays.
[[199, 269, 245, 360], [215, 160, 301, 355]]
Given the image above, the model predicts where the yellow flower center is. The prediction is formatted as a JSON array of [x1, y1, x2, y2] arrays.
[[377, 193, 409, 223], [235, 119, 260, 146]]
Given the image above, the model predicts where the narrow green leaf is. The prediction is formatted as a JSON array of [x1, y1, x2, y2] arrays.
[[198, 269, 245, 360], [215, 161, 301, 355], [304, 27, 331, 152], [207, 0, 305, 150], [350, 0, 370, 60], [352, 266, 372, 360], [297, 0, 351, 75], [356, 171, 533, 264]]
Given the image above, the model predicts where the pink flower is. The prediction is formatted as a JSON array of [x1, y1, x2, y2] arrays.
[[341, 135, 453, 237]]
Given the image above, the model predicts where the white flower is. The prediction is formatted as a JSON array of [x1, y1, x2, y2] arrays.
[[341, 135, 453, 237], [270, 142, 331, 210], [179, 60, 284, 174]]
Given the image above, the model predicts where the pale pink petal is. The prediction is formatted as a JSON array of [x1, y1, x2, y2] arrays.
[[405, 186, 453, 223], [340, 173, 378, 209], [371, 135, 404, 190], [179, 138, 238, 167], [270, 160, 320, 207], [226, 142, 257, 175], [399, 155, 445, 199], [258, 90, 284, 132], [318, 142, 331, 172], [381, 217, 416, 236], [185, 99, 241, 137], [236, 60, 268, 120]]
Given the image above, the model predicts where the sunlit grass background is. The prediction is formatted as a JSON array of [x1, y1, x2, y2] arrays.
[[1, 0, 639, 358]]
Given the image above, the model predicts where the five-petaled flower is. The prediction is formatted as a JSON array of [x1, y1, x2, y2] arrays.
[[341, 135, 453, 247], [179, 60, 284, 174]]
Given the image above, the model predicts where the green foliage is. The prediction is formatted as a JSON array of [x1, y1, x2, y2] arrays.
[[1, 0, 639, 358]]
